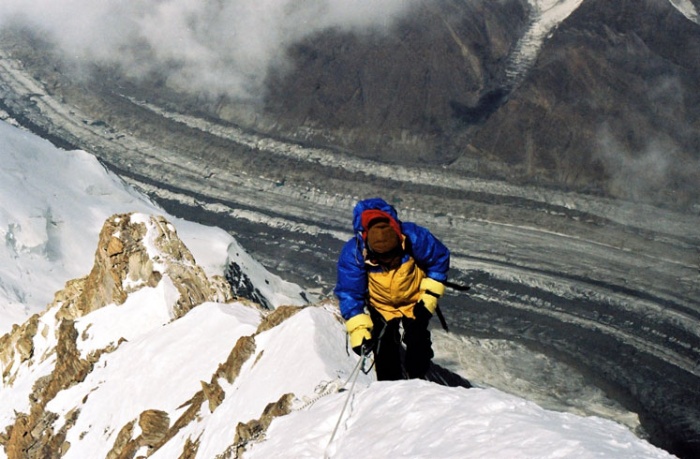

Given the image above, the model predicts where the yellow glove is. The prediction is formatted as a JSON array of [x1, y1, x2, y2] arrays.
[[418, 277, 445, 314], [345, 313, 373, 350]]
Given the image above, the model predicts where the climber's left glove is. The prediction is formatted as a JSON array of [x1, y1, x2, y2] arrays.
[[418, 277, 446, 315]]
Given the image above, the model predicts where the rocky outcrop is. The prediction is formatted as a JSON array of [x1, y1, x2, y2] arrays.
[[255, 305, 303, 334], [200, 334, 257, 414], [56, 213, 233, 321], [0, 222, 326, 459], [227, 393, 295, 459], [2, 319, 101, 459], [0, 213, 236, 458], [0, 314, 39, 385], [138, 409, 171, 448], [1, 212, 234, 386], [104, 410, 171, 459]]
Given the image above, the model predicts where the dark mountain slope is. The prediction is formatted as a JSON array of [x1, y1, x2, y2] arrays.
[[253, 0, 700, 208], [471, 0, 700, 205], [261, 0, 529, 165]]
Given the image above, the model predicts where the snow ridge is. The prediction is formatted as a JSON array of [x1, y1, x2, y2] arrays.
[[669, 0, 700, 24]]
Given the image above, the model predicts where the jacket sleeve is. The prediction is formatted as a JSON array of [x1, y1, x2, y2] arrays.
[[334, 238, 369, 320], [403, 222, 450, 282]]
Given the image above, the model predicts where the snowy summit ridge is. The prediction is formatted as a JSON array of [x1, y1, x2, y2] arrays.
[[0, 121, 675, 458]]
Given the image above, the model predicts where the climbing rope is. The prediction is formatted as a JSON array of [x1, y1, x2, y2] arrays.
[[323, 349, 367, 458]]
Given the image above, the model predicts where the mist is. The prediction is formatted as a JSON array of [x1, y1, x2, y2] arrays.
[[0, 0, 420, 99], [595, 125, 700, 209]]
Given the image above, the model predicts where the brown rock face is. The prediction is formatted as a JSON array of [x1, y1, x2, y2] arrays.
[[104, 409, 170, 459], [229, 393, 295, 459], [0, 315, 39, 385], [255, 306, 303, 334], [138, 409, 171, 448], [2, 320, 99, 459], [214, 335, 257, 385], [55, 213, 232, 321]]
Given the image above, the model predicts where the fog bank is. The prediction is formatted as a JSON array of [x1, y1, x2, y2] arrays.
[[0, 0, 420, 99]]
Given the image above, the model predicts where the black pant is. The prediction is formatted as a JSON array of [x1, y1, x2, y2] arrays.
[[370, 308, 434, 381]]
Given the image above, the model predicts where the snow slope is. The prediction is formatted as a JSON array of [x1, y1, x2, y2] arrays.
[[0, 120, 307, 335], [0, 120, 675, 458]]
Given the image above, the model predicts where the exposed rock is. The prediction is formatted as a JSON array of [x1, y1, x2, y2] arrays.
[[0, 210, 317, 458], [108, 328, 266, 458], [256, 306, 304, 334], [201, 379, 225, 413], [144, 391, 206, 455], [3, 319, 97, 459], [3, 410, 57, 459], [55, 213, 232, 322], [214, 335, 257, 385], [179, 437, 201, 459], [105, 420, 137, 459], [0, 314, 39, 385], [226, 393, 295, 459], [0, 213, 237, 458], [138, 409, 170, 448], [224, 262, 272, 310], [144, 308, 312, 457]]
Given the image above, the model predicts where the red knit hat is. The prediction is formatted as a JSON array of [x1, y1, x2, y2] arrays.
[[361, 209, 402, 252]]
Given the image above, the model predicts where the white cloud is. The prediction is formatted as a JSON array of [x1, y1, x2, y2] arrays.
[[0, 0, 421, 99]]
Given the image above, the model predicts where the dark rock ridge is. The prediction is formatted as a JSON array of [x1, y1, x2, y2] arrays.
[[225, 262, 273, 310]]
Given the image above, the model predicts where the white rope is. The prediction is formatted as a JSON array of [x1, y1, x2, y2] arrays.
[[295, 379, 344, 411], [323, 353, 366, 458]]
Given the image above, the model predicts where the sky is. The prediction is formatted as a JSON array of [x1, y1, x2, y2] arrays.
[[0, 119, 677, 457]]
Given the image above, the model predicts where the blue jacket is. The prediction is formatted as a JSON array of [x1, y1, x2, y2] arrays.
[[334, 198, 450, 320]]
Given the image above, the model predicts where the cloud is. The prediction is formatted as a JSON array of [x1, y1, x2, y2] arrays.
[[0, 0, 421, 99]]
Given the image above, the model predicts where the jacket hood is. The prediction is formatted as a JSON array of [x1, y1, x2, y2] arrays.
[[352, 198, 401, 234]]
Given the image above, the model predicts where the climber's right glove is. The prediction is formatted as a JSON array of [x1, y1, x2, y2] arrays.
[[345, 313, 373, 356], [418, 277, 446, 314]]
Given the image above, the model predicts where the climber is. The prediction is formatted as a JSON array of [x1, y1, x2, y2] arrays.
[[334, 197, 450, 381]]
